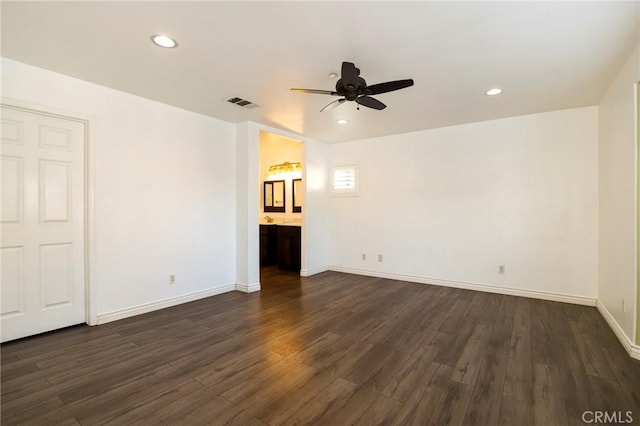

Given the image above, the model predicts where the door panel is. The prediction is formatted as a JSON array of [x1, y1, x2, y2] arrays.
[[40, 243, 73, 309], [1, 246, 24, 317], [1, 118, 23, 144], [40, 124, 73, 151], [1, 156, 23, 223], [1, 106, 86, 342], [40, 160, 71, 222]]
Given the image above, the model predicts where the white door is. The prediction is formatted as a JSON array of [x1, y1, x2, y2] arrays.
[[1, 105, 86, 342]]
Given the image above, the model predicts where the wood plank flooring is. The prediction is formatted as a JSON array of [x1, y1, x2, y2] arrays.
[[2, 268, 640, 425]]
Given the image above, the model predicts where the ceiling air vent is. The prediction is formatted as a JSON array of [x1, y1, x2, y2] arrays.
[[227, 97, 259, 109]]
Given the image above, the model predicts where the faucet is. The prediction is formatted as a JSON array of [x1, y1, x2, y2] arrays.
[[264, 215, 273, 223]]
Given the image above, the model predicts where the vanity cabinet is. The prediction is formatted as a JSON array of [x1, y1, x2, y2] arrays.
[[277, 225, 301, 271], [260, 225, 279, 266], [260, 224, 301, 271]]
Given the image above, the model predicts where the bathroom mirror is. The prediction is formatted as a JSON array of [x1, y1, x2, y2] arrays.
[[264, 180, 285, 213], [292, 179, 302, 213]]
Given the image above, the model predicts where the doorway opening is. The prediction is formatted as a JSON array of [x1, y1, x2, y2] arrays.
[[258, 131, 303, 286]]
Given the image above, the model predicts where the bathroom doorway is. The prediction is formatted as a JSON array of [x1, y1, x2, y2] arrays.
[[258, 131, 304, 285]]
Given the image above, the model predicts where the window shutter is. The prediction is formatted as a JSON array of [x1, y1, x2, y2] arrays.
[[331, 164, 359, 196]]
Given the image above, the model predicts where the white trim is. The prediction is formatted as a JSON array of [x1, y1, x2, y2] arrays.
[[596, 300, 640, 361], [328, 266, 597, 306], [96, 284, 235, 325], [634, 81, 639, 351], [85, 114, 98, 326], [300, 266, 329, 277], [250, 121, 313, 146], [236, 282, 261, 293]]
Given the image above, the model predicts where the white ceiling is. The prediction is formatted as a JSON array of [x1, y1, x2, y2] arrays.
[[2, 1, 638, 143]]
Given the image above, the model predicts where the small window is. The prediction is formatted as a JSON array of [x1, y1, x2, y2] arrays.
[[331, 164, 359, 197]]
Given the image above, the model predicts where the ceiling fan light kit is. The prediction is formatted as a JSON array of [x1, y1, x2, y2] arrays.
[[291, 61, 414, 112]]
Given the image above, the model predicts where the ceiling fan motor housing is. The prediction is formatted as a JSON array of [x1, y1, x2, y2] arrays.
[[336, 77, 367, 100], [291, 61, 414, 111]]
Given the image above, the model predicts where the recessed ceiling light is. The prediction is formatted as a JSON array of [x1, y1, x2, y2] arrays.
[[328, 72, 338, 79], [337, 119, 348, 125], [151, 35, 178, 48], [486, 88, 502, 96]]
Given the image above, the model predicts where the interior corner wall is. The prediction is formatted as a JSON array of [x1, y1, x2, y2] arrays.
[[327, 106, 599, 302], [598, 43, 640, 343], [300, 137, 330, 275], [1, 58, 238, 320], [235, 121, 260, 291]]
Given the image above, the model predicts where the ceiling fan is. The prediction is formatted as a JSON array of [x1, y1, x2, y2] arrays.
[[291, 61, 414, 112]]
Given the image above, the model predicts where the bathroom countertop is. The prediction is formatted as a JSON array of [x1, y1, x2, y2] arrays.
[[260, 222, 302, 227]]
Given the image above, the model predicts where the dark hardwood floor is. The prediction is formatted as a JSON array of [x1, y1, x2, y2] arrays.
[[2, 270, 640, 425]]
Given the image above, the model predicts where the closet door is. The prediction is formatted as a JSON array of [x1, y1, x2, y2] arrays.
[[1, 106, 86, 342]]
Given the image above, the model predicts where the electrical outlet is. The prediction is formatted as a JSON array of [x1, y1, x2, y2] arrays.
[[498, 265, 505, 274], [170, 275, 176, 284], [362, 253, 366, 260], [378, 254, 383, 262]]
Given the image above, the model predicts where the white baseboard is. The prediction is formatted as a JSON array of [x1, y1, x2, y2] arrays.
[[300, 265, 329, 277], [96, 284, 235, 325], [327, 266, 640, 360], [235, 282, 261, 293], [328, 266, 597, 306], [596, 301, 640, 361]]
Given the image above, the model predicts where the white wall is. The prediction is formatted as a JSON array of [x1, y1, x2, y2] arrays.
[[328, 106, 599, 302], [6, 54, 624, 336], [598, 43, 639, 342], [2, 58, 237, 320], [301, 137, 330, 276], [235, 121, 260, 292]]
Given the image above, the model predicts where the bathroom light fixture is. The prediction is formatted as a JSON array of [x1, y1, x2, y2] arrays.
[[151, 35, 178, 48], [268, 161, 302, 175], [336, 119, 348, 125], [485, 88, 502, 96]]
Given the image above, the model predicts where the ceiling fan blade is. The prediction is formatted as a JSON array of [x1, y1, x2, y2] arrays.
[[356, 96, 386, 110], [290, 88, 339, 96], [341, 62, 359, 89], [320, 98, 346, 112], [366, 79, 414, 95]]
